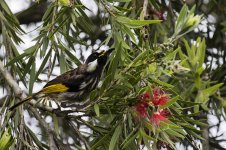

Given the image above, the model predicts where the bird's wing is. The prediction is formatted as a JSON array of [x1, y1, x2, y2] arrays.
[[41, 66, 87, 94]]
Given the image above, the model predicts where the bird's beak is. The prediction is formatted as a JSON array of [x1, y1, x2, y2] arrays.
[[105, 48, 114, 55], [99, 48, 114, 56]]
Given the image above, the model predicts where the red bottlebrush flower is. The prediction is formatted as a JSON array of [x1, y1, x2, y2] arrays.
[[152, 88, 169, 106], [152, 94, 169, 106], [139, 92, 151, 102], [134, 102, 148, 118], [153, 87, 161, 97], [134, 92, 151, 118], [150, 112, 167, 126]]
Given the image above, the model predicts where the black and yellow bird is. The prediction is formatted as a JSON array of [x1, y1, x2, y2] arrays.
[[9, 48, 114, 110]]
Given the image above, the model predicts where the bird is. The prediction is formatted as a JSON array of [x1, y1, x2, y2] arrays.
[[9, 48, 114, 110]]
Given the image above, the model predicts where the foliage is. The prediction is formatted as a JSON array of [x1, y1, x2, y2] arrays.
[[0, 0, 226, 150]]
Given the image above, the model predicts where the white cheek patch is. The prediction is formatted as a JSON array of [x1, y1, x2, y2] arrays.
[[87, 60, 98, 72]]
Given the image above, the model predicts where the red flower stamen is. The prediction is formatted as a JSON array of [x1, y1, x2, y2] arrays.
[[139, 92, 151, 102], [134, 102, 148, 118], [134, 89, 171, 120], [150, 112, 167, 126], [152, 88, 169, 106], [134, 92, 151, 118]]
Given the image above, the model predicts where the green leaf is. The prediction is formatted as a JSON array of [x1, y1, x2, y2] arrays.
[[35, 49, 52, 81], [42, 3, 55, 21], [109, 125, 122, 150], [175, 5, 188, 34], [161, 132, 176, 149], [116, 16, 131, 24], [128, 49, 149, 68], [59, 50, 67, 74], [100, 73, 114, 95], [107, 41, 122, 79], [163, 48, 179, 61], [29, 60, 36, 94], [196, 83, 223, 104], [76, 7, 95, 34], [26, 126, 47, 149], [139, 128, 156, 141], [6, 53, 29, 67], [150, 77, 174, 88], [148, 0, 160, 10], [160, 96, 179, 109], [22, 56, 35, 78], [0, 0, 13, 15], [40, 37, 49, 57], [184, 118, 208, 126], [89, 89, 97, 101], [49, 17, 68, 38], [165, 129, 185, 139], [59, 0, 70, 6], [91, 134, 110, 150], [129, 19, 162, 26], [173, 4, 202, 40], [94, 104, 100, 117], [64, 49, 81, 65], [177, 122, 197, 130], [187, 130, 205, 140], [53, 114, 60, 136], [0, 128, 13, 150], [121, 129, 138, 149], [6, 45, 36, 67], [122, 25, 137, 43], [116, 16, 161, 28], [202, 83, 224, 96], [196, 38, 206, 68], [177, 100, 200, 105]]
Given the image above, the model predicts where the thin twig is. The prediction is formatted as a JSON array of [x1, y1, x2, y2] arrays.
[[0, 60, 23, 98], [68, 120, 90, 150], [100, 0, 116, 17], [18, 113, 25, 150], [143, 0, 149, 18]]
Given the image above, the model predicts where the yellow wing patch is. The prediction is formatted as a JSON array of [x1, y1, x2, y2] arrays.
[[41, 84, 69, 94]]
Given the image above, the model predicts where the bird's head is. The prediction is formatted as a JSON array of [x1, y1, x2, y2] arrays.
[[85, 48, 114, 72]]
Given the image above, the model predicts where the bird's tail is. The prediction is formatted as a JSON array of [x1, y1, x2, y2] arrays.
[[9, 96, 33, 111]]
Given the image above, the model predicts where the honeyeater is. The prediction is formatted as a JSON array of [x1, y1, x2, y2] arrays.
[[9, 48, 114, 110]]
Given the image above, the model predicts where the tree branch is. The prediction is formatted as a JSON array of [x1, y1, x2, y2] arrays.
[[0, 60, 23, 98], [143, 0, 149, 18]]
